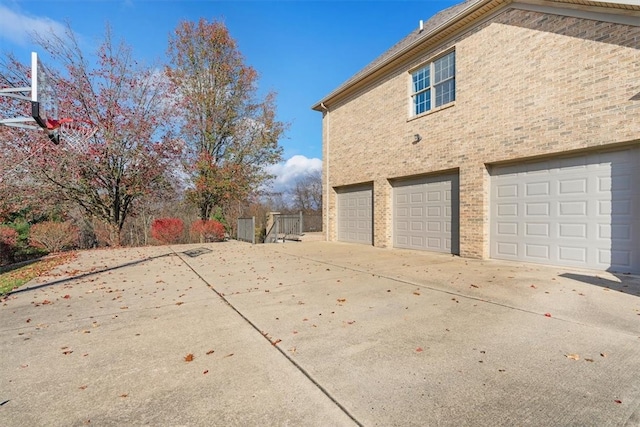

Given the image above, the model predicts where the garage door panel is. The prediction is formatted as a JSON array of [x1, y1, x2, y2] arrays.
[[393, 173, 459, 254], [610, 250, 630, 266], [337, 186, 372, 245], [559, 178, 587, 194], [411, 207, 424, 217], [526, 203, 549, 216], [497, 242, 518, 256], [411, 236, 425, 247], [427, 191, 441, 201], [558, 201, 586, 216], [558, 246, 587, 263], [558, 223, 585, 238], [411, 221, 424, 231], [526, 181, 550, 196], [498, 184, 518, 197], [526, 223, 550, 237], [410, 193, 423, 203], [498, 222, 518, 235], [498, 203, 518, 216], [427, 221, 441, 232], [491, 147, 639, 273], [427, 237, 443, 250], [526, 244, 549, 259]]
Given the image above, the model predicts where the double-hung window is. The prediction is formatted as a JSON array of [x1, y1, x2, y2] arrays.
[[411, 50, 455, 116]]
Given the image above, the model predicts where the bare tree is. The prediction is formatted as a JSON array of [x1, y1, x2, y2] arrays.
[[291, 170, 322, 214]]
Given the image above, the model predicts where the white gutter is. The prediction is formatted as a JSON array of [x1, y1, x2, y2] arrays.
[[319, 102, 330, 242]]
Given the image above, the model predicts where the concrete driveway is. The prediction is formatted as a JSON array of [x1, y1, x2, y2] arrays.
[[1, 240, 639, 426]]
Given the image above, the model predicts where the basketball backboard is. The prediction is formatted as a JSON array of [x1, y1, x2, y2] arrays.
[[0, 52, 61, 143], [31, 51, 59, 131]]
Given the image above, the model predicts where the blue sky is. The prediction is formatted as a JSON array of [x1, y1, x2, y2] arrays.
[[0, 0, 459, 189]]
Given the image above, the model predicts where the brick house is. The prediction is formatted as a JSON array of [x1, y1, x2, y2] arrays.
[[312, 0, 640, 273]]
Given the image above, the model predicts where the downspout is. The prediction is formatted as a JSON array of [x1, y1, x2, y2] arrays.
[[320, 102, 330, 242]]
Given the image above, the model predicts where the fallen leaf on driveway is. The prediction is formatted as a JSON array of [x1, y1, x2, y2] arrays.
[[337, 298, 346, 303], [224, 353, 234, 358], [413, 291, 421, 296], [206, 350, 215, 355], [565, 354, 580, 360], [416, 347, 424, 353], [203, 370, 209, 375], [544, 313, 552, 317], [614, 400, 622, 404], [184, 353, 194, 362], [585, 358, 594, 362], [119, 394, 128, 398]]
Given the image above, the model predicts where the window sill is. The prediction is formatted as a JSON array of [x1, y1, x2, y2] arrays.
[[407, 101, 455, 122]]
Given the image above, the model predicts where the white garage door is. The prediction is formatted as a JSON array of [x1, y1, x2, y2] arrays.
[[491, 148, 640, 273], [393, 174, 459, 254], [337, 185, 373, 245]]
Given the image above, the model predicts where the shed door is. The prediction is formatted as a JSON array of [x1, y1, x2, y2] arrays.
[[337, 185, 373, 245], [393, 174, 459, 254], [491, 147, 640, 273]]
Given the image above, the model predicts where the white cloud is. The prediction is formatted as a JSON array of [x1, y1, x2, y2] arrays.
[[267, 155, 322, 193], [0, 4, 67, 47]]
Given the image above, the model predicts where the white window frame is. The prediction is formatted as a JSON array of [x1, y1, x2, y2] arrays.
[[410, 50, 455, 117]]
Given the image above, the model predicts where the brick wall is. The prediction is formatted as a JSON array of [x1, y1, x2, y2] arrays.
[[323, 6, 640, 258]]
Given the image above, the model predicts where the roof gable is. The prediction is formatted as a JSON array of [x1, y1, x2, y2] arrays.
[[312, 0, 640, 110]]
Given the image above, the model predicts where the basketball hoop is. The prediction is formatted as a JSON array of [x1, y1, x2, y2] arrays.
[[1, 52, 97, 152], [56, 120, 97, 152]]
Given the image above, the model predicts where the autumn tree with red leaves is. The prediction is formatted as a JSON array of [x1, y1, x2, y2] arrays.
[[166, 19, 285, 221], [15, 25, 185, 246]]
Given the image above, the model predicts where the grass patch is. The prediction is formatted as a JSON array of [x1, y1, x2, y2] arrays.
[[0, 252, 77, 296]]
